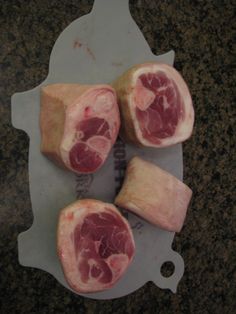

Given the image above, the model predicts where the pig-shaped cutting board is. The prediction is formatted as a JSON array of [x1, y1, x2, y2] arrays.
[[12, 0, 185, 299]]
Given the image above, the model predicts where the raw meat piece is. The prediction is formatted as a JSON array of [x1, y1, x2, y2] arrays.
[[40, 84, 120, 174], [113, 62, 194, 147], [57, 199, 135, 293], [115, 157, 192, 232]]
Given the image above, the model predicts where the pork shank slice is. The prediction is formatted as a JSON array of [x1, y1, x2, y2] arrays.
[[113, 62, 194, 147], [57, 199, 135, 293], [115, 157, 192, 232], [40, 84, 120, 174]]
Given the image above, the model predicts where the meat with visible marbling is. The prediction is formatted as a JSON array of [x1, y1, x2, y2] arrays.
[[113, 62, 194, 147], [57, 199, 135, 293]]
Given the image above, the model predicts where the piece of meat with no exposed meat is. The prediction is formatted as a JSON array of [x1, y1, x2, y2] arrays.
[[115, 157, 192, 232]]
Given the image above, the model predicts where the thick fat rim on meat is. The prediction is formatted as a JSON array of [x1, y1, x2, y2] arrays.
[[113, 62, 194, 148], [40, 84, 120, 174]]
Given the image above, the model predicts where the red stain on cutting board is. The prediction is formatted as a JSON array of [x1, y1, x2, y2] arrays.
[[73, 38, 96, 61], [86, 46, 96, 61], [73, 39, 82, 49]]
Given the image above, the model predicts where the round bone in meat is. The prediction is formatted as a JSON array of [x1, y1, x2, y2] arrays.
[[40, 84, 120, 174]]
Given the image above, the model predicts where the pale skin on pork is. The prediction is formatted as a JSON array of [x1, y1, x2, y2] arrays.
[[115, 157, 192, 232]]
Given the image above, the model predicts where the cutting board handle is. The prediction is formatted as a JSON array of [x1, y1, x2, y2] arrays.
[[92, 0, 130, 17]]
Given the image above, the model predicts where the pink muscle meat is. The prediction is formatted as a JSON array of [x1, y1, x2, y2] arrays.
[[57, 199, 135, 293], [115, 157, 192, 232], [40, 84, 120, 174], [113, 62, 194, 147]]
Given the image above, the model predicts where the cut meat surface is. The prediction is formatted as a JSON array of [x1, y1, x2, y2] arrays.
[[115, 157, 192, 232], [69, 142, 102, 173], [57, 199, 135, 293], [40, 84, 120, 174], [136, 72, 183, 143], [76, 117, 111, 141], [113, 62, 194, 147]]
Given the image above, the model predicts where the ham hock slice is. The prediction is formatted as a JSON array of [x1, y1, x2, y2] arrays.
[[40, 84, 120, 174], [115, 157, 192, 232], [113, 63, 194, 147], [57, 199, 135, 293]]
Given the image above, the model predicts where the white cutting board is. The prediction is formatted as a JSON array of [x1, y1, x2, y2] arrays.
[[11, 0, 184, 299]]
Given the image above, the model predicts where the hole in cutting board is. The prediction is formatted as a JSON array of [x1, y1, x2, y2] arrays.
[[161, 261, 175, 278]]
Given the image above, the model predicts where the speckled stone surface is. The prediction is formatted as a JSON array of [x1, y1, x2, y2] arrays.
[[0, 0, 235, 313]]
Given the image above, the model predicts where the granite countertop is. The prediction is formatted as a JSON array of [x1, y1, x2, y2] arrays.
[[0, 0, 235, 313]]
